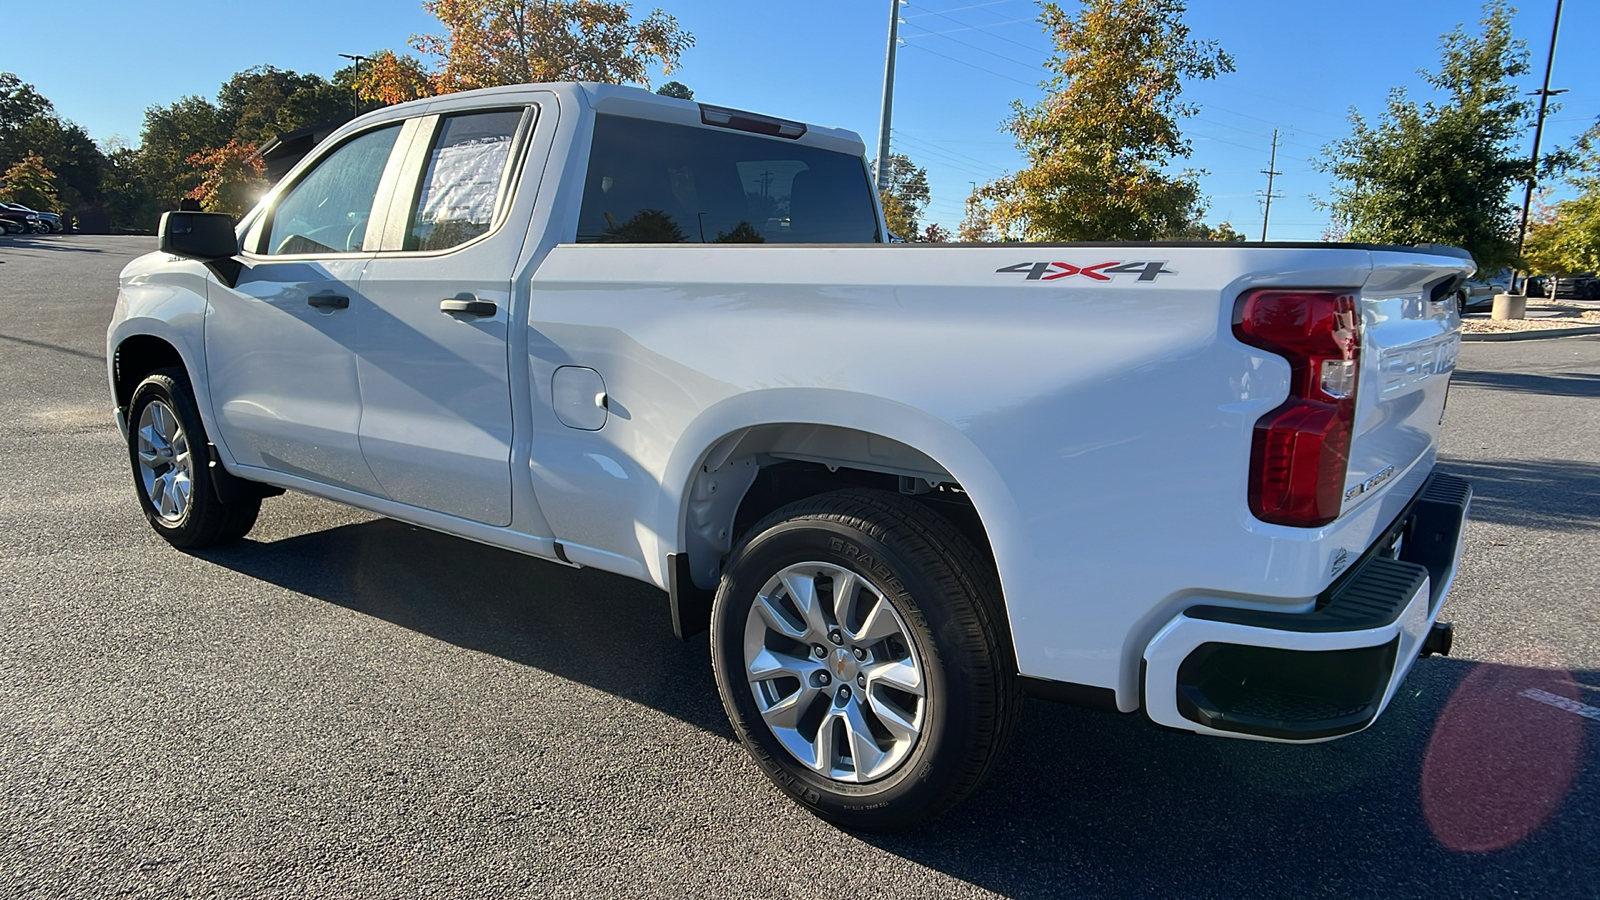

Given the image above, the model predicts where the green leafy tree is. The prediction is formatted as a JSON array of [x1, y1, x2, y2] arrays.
[[99, 137, 163, 233], [875, 152, 929, 237], [970, 0, 1232, 241], [1523, 121, 1600, 275], [0, 73, 105, 215], [0, 152, 59, 211], [276, 79, 363, 132], [140, 96, 228, 209], [655, 80, 693, 100], [918, 223, 951, 243], [1318, 2, 1532, 271], [219, 66, 322, 144]]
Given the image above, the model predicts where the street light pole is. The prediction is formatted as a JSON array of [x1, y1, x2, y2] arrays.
[[1515, 0, 1564, 287], [338, 53, 372, 118], [875, 0, 902, 193]]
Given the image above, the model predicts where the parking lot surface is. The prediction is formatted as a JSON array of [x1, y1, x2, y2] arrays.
[[2, 235, 1597, 898]]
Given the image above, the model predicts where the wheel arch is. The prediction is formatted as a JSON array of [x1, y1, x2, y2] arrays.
[[658, 389, 1023, 628], [108, 315, 227, 464], [111, 332, 186, 417]]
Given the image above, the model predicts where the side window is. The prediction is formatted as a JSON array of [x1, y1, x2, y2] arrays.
[[405, 109, 526, 251], [577, 114, 880, 244], [264, 125, 401, 256]]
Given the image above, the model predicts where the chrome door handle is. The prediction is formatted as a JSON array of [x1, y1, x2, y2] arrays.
[[440, 298, 497, 317], [307, 293, 349, 309]]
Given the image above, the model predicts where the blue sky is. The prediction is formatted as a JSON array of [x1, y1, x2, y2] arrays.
[[8, 0, 1597, 238]]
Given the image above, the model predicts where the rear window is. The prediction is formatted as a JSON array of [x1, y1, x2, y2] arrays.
[[576, 114, 880, 244]]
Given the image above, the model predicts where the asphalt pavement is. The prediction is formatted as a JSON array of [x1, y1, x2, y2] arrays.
[[1, 234, 1597, 898]]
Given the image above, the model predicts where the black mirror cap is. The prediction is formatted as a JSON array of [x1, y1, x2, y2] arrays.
[[159, 211, 239, 260]]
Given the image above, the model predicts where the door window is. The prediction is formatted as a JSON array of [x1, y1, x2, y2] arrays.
[[405, 110, 527, 251], [264, 125, 401, 256]]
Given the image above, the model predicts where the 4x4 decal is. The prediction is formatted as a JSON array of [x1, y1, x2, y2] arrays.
[[996, 260, 1175, 282]]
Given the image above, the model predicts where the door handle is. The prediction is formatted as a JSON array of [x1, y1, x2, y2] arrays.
[[307, 293, 349, 309], [440, 298, 498, 317]]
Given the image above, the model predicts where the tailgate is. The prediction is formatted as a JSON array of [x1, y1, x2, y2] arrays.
[[1342, 250, 1473, 515]]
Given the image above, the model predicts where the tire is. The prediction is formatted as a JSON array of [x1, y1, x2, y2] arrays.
[[1456, 292, 1467, 316], [126, 367, 260, 548], [710, 489, 1019, 831]]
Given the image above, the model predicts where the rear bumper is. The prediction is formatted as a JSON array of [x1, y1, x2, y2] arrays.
[[1142, 471, 1471, 742]]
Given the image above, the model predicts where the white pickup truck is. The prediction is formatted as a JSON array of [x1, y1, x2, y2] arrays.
[[108, 83, 1473, 830]]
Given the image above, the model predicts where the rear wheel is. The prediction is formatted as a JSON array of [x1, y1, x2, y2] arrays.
[[710, 489, 1019, 831], [127, 368, 260, 548]]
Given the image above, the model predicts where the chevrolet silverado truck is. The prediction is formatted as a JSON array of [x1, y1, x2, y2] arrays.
[[108, 83, 1472, 830]]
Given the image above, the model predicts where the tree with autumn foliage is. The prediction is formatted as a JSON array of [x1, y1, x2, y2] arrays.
[[353, 50, 438, 106], [409, 0, 693, 93], [967, 0, 1232, 241], [0, 152, 60, 212], [186, 140, 268, 217]]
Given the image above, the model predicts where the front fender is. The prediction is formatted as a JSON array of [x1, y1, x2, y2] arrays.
[[106, 260, 229, 463]]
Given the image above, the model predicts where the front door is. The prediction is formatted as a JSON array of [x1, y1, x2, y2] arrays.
[[205, 123, 405, 496], [353, 108, 531, 526]]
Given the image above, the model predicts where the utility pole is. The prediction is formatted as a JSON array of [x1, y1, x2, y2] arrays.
[[1258, 128, 1282, 242], [875, 0, 902, 193], [1515, 0, 1565, 289]]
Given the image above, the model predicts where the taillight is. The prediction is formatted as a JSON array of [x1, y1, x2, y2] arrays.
[[1234, 290, 1361, 527]]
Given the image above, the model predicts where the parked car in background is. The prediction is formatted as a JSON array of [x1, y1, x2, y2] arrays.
[[1526, 273, 1600, 300], [1457, 268, 1510, 312], [0, 204, 44, 234], [1, 202, 64, 233], [0, 216, 24, 235]]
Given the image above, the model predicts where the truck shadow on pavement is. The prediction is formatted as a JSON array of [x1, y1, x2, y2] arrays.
[[1436, 457, 1600, 532], [0, 234, 105, 252], [197, 515, 1598, 898], [196, 518, 737, 739], [1450, 368, 1600, 398]]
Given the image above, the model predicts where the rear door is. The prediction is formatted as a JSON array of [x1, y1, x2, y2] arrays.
[[352, 106, 536, 526]]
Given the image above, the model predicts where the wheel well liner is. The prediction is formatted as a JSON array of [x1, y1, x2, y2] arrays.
[[671, 423, 1001, 639], [113, 335, 185, 414]]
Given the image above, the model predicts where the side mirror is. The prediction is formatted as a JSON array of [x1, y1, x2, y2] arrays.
[[159, 211, 239, 260]]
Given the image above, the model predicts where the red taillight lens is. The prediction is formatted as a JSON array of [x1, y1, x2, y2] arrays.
[[1234, 290, 1361, 527]]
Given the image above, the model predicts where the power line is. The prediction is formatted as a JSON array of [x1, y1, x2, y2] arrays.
[[902, 22, 1045, 72], [905, 3, 1048, 54], [903, 0, 1018, 20], [892, 128, 1012, 170], [900, 41, 1038, 87]]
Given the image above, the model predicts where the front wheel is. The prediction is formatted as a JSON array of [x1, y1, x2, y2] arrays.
[[710, 489, 1019, 831], [126, 368, 260, 548]]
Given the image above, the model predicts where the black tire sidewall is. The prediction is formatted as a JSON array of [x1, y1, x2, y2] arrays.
[[126, 371, 217, 544], [711, 513, 994, 829]]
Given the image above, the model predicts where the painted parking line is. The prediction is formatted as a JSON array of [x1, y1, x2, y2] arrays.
[[1521, 687, 1600, 722]]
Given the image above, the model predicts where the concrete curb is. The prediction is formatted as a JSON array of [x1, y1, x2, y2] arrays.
[[1461, 324, 1600, 342]]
